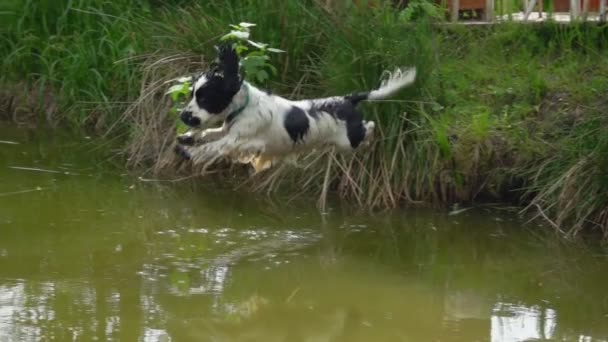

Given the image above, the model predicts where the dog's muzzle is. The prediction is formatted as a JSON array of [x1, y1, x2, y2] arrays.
[[180, 110, 201, 127]]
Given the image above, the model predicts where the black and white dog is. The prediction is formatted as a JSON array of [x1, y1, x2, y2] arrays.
[[175, 45, 416, 171]]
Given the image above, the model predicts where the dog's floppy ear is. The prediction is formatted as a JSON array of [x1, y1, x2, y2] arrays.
[[216, 43, 242, 93]]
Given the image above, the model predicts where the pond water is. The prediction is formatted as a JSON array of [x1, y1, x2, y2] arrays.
[[1, 124, 607, 342]]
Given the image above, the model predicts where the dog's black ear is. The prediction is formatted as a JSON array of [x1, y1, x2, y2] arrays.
[[216, 43, 242, 93]]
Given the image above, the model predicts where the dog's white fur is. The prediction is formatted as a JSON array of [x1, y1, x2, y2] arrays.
[[179, 67, 416, 171]]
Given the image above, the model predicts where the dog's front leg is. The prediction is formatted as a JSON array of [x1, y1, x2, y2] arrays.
[[182, 118, 266, 165], [176, 125, 227, 147], [187, 135, 237, 165], [199, 125, 228, 144]]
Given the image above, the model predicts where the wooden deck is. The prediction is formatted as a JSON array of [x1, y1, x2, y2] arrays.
[[502, 11, 603, 21], [448, 11, 604, 24], [447, 0, 607, 22]]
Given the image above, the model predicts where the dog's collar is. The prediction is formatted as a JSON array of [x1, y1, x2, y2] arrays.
[[226, 84, 249, 123]]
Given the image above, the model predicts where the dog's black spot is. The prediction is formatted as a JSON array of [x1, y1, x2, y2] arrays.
[[310, 100, 344, 120], [308, 107, 319, 120], [346, 121, 366, 148], [312, 99, 366, 148], [284, 106, 309, 143], [345, 92, 369, 105], [335, 102, 366, 148]]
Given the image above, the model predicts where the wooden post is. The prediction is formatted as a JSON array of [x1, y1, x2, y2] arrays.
[[582, 0, 589, 20], [570, 0, 579, 20], [538, 0, 543, 18], [451, 0, 460, 21], [601, 0, 607, 22], [523, 0, 538, 20], [499, 0, 503, 19], [485, 0, 494, 21]]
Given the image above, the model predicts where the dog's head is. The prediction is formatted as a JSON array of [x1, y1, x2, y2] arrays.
[[180, 44, 243, 128]]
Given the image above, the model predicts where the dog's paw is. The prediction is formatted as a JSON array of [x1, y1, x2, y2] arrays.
[[251, 155, 274, 173], [174, 144, 192, 160], [176, 133, 196, 146]]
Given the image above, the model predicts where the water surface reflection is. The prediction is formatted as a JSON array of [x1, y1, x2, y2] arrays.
[[0, 125, 607, 341]]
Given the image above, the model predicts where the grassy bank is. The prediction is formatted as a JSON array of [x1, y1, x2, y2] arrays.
[[1, 0, 608, 238]]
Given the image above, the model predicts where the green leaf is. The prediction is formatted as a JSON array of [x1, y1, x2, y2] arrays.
[[221, 30, 250, 41], [267, 64, 278, 76], [171, 91, 180, 102], [267, 47, 286, 53], [431, 102, 444, 112], [180, 82, 191, 95], [235, 45, 249, 55], [256, 70, 269, 83], [247, 40, 268, 49], [176, 121, 190, 134], [245, 50, 265, 57], [242, 55, 268, 68], [166, 83, 185, 95]]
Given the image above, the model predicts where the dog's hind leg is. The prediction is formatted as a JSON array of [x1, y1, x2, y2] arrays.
[[236, 140, 272, 172], [251, 155, 274, 172], [233, 140, 266, 163]]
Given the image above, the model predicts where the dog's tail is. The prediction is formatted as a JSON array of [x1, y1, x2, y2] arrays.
[[348, 67, 416, 104]]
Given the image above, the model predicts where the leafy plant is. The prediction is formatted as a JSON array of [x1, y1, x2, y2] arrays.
[[166, 76, 193, 134], [399, 0, 444, 22], [221, 22, 284, 84], [165, 22, 284, 133]]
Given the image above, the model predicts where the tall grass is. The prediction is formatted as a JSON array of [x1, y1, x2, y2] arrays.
[[1, 0, 608, 238], [0, 0, 151, 128]]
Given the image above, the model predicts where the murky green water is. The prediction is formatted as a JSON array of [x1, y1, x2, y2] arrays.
[[1, 124, 607, 342]]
